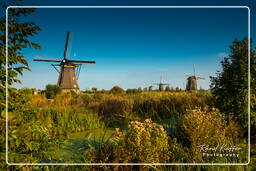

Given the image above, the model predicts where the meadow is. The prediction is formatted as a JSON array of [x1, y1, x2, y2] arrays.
[[2, 89, 253, 170]]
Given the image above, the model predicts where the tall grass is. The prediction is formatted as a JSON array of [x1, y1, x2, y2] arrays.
[[37, 108, 103, 136], [29, 91, 213, 121]]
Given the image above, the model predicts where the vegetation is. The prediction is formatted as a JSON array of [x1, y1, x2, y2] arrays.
[[0, 1, 254, 169], [126, 88, 142, 94], [110, 85, 125, 95], [210, 38, 256, 135], [112, 119, 170, 164], [45, 84, 61, 99]]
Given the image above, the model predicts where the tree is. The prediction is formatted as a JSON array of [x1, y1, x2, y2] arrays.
[[45, 84, 61, 99], [0, 1, 41, 167], [19, 87, 33, 94], [0, 2, 41, 111], [110, 85, 125, 95], [175, 87, 180, 92], [210, 38, 256, 133], [92, 87, 97, 93], [165, 85, 170, 91]]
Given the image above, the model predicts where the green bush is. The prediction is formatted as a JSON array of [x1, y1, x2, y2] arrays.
[[126, 88, 142, 94], [45, 84, 61, 99], [19, 88, 33, 94], [109, 86, 125, 95], [182, 108, 244, 163], [111, 119, 170, 164]]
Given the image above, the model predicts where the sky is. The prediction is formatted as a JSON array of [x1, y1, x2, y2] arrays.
[[6, 0, 253, 90]]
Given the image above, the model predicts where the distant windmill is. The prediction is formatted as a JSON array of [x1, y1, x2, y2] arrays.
[[148, 85, 154, 91], [153, 76, 169, 91], [185, 64, 205, 91], [34, 32, 96, 93]]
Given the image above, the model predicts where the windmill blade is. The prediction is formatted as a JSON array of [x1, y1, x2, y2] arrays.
[[68, 60, 96, 64], [197, 77, 205, 80], [160, 76, 163, 84], [34, 59, 62, 62], [161, 83, 169, 85], [63, 32, 72, 59], [193, 64, 196, 77], [153, 83, 160, 85]]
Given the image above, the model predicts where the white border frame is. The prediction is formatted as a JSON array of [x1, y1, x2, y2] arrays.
[[5, 6, 251, 166]]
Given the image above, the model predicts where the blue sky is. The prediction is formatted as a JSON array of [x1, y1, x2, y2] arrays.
[[7, 1, 252, 90]]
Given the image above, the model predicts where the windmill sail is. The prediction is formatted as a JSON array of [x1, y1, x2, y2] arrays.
[[153, 76, 169, 91], [34, 32, 96, 93]]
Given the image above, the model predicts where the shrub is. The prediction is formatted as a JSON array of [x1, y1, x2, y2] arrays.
[[45, 84, 61, 99], [126, 88, 141, 94], [111, 119, 170, 164], [110, 86, 125, 95], [19, 88, 33, 94], [182, 108, 236, 162]]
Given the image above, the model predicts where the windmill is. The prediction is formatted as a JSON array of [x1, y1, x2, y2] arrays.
[[185, 64, 205, 91], [153, 76, 169, 91], [34, 32, 96, 93]]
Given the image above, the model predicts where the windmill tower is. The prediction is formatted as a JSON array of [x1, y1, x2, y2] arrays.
[[186, 64, 205, 91], [153, 76, 169, 91], [34, 32, 96, 93]]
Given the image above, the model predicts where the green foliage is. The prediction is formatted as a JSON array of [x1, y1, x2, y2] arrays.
[[91, 87, 97, 92], [112, 119, 170, 164], [133, 92, 213, 120], [19, 87, 33, 94], [38, 108, 103, 134], [109, 85, 125, 95], [210, 38, 256, 132], [126, 88, 142, 94], [182, 108, 246, 163], [87, 119, 170, 169], [0, 2, 41, 167], [165, 85, 171, 91], [98, 95, 133, 118], [45, 84, 61, 99], [0, 4, 41, 88]]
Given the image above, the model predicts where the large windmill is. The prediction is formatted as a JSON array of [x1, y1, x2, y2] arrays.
[[186, 64, 205, 91], [34, 32, 96, 93], [153, 76, 169, 91]]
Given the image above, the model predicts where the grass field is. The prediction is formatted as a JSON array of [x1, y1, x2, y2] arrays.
[[2, 90, 254, 170]]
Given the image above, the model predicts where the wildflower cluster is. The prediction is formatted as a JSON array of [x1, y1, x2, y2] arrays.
[[183, 107, 233, 161], [112, 119, 170, 163]]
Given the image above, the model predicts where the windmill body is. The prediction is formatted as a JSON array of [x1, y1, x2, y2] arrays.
[[58, 62, 79, 93], [34, 32, 95, 93], [153, 76, 169, 91], [186, 76, 197, 91], [185, 65, 204, 91]]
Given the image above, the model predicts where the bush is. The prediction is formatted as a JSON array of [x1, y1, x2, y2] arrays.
[[45, 84, 61, 99], [126, 88, 142, 94], [110, 86, 125, 95], [111, 119, 170, 164], [182, 108, 238, 162], [19, 88, 33, 94]]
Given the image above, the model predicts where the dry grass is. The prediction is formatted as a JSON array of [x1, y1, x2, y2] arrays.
[[27, 91, 213, 120]]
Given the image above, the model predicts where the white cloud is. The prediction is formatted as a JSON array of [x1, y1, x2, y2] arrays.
[[217, 52, 228, 58]]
